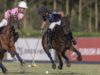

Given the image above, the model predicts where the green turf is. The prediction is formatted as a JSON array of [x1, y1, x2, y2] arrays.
[[0, 62, 100, 75]]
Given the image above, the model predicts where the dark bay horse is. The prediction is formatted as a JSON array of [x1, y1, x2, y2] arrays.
[[42, 17, 82, 70], [0, 15, 24, 73]]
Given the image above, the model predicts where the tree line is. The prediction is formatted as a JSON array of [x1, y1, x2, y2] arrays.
[[0, 0, 100, 32]]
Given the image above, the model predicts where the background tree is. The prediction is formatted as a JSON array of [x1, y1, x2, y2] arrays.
[[0, 0, 100, 37], [95, 0, 98, 31]]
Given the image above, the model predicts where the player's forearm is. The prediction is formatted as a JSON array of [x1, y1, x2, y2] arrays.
[[41, 21, 46, 29]]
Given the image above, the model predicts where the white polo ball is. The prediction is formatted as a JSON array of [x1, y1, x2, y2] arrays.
[[28, 65, 31, 67], [45, 70, 49, 74]]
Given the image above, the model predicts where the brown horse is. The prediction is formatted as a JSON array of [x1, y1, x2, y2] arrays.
[[0, 15, 24, 73], [42, 18, 82, 70]]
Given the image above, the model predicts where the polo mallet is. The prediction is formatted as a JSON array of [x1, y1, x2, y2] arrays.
[[24, 38, 38, 67], [20, 30, 43, 67], [31, 31, 44, 67], [18, 30, 38, 67], [31, 38, 40, 67], [31, 32, 43, 67]]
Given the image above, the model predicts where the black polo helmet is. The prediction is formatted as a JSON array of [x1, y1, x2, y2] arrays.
[[38, 7, 49, 15]]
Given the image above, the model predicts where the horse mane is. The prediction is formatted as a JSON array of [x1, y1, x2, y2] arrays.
[[61, 16, 71, 34]]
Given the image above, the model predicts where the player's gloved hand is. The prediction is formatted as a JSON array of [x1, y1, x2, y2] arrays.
[[72, 39, 77, 45], [41, 28, 43, 34]]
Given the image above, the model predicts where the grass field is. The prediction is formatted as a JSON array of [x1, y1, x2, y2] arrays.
[[0, 62, 100, 75]]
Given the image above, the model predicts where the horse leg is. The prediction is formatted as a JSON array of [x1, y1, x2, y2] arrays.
[[0, 62, 7, 74], [57, 52, 63, 70], [46, 51, 56, 69], [42, 32, 56, 69], [8, 50, 24, 66], [62, 48, 71, 67], [71, 46, 82, 61], [0, 51, 7, 74], [8, 50, 15, 58], [8, 35, 24, 65], [14, 51, 25, 66]]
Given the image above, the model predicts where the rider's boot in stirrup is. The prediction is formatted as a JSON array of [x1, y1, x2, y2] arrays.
[[48, 29, 52, 49]]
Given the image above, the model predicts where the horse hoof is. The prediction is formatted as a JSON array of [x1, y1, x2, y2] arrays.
[[4, 71, 8, 74], [58, 66, 63, 70], [77, 55, 82, 61], [66, 63, 71, 67], [77, 56, 82, 61], [3, 69, 8, 74], [52, 64, 56, 69], [21, 63, 25, 66], [21, 60, 25, 66]]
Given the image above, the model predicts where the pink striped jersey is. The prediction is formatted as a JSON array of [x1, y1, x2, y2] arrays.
[[4, 7, 24, 20]]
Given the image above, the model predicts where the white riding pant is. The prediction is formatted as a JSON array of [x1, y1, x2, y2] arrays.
[[49, 20, 61, 30], [0, 19, 8, 27]]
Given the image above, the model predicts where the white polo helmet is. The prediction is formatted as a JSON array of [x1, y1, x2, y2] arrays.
[[18, 1, 28, 9]]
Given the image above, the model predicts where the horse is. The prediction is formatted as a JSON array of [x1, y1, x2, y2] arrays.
[[42, 17, 82, 70], [0, 15, 24, 73]]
